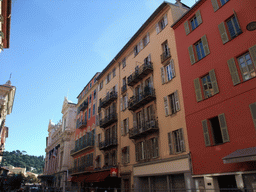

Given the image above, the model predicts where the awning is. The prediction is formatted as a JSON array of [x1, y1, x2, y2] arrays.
[[222, 146, 256, 164], [72, 175, 89, 182], [85, 171, 110, 183]]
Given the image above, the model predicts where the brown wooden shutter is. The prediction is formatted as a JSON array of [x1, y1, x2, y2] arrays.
[[249, 102, 256, 130], [170, 59, 176, 77], [179, 128, 186, 152], [194, 78, 203, 102], [218, 113, 230, 143], [121, 120, 124, 136], [249, 44, 256, 69], [164, 96, 169, 116], [209, 69, 219, 95], [227, 58, 241, 85], [168, 132, 173, 155], [195, 10, 202, 25], [201, 35, 210, 56], [202, 120, 211, 146], [184, 21, 190, 35], [218, 22, 229, 44], [174, 90, 180, 111], [211, 0, 219, 12], [188, 45, 196, 65], [161, 67, 166, 84]]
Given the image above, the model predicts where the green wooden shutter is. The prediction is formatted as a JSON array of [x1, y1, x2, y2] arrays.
[[194, 78, 203, 102], [249, 102, 256, 130], [211, 0, 219, 12], [195, 10, 202, 25], [227, 58, 241, 85], [188, 45, 196, 65], [168, 132, 173, 155], [202, 120, 211, 146], [164, 96, 169, 116], [161, 67, 166, 84], [218, 22, 229, 44], [209, 69, 219, 95], [184, 21, 190, 35], [218, 113, 230, 143], [249, 44, 256, 69], [201, 35, 210, 56]]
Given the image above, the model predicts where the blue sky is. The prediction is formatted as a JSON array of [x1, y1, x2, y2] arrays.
[[0, 0, 195, 157]]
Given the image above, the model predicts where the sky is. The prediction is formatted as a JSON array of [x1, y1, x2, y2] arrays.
[[0, 0, 196, 157]]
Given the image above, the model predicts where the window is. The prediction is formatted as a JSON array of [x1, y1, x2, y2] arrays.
[[151, 137, 159, 158], [112, 68, 116, 77], [161, 41, 171, 63], [99, 81, 103, 90], [211, 0, 229, 12], [90, 82, 92, 88], [104, 153, 109, 166], [249, 102, 256, 130], [202, 113, 230, 146], [135, 137, 158, 162], [218, 12, 241, 44], [194, 69, 219, 102], [122, 146, 130, 164], [163, 90, 180, 116], [93, 104, 95, 116], [188, 35, 210, 65], [106, 73, 111, 84], [227, 45, 256, 85], [184, 10, 202, 35], [143, 33, 150, 47], [161, 59, 175, 84], [134, 44, 140, 56], [94, 77, 97, 83], [121, 118, 129, 136], [122, 58, 126, 68], [96, 155, 101, 168], [168, 128, 185, 155], [93, 89, 96, 99], [156, 14, 168, 34], [89, 94, 92, 104], [88, 108, 91, 119], [120, 94, 128, 111]]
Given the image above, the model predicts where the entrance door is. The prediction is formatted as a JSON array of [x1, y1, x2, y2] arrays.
[[123, 179, 130, 192], [217, 175, 237, 192]]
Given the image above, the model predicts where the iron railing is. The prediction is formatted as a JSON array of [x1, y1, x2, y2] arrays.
[[76, 119, 87, 129], [99, 137, 118, 150], [129, 119, 158, 139], [161, 48, 171, 63], [99, 113, 117, 128], [100, 91, 117, 108]]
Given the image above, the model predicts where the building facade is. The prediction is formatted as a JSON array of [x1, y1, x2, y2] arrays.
[[43, 97, 76, 192], [172, 0, 256, 190]]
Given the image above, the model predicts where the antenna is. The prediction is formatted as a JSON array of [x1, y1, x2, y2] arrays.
[[9, 73, 12, 81]]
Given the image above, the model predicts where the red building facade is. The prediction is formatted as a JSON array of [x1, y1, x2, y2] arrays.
[[172, 0, 256, 190]]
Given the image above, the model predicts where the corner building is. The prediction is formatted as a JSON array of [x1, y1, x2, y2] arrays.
[[172, 0, 256, 190]]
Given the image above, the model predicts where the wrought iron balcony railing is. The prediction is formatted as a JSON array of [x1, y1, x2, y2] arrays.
[[99, 137, 117, 150], [70, 139, 94, 156], [128, 87, 156, 111], [69, 165, 94, 175], [99, 113, 117, 128], [161, 48, 171, 63], [121, 84, 127, 94], [76, 119, 87, 129], [127, 62, 153, 86], [100, 91, 117, 109], [129, 119, 159, 139], [78, 101, 88, 112]]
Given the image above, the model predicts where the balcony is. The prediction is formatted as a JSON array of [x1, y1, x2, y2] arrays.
[[99, 137, 117, 150], [128, 87, 156, 111], [100, 113, 117, 128], [129, 119, 159, 139], [70, 140, 94, 156], [161, 48, 171, 63], [127, 62, 153, 86], [78, 101, 88, 112], [69, 165, 94, 175], [121, 84, 127, 94], [76, 119, 87, 129], [100, 91, 117, 109]]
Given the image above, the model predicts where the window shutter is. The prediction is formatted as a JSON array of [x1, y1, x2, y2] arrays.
[[155, 137, 159, 157], [168, 132, 173, 155], [164, 14, 168, 26], [127, 146, 130, 163], [139, 40, 143, 51], [184, 21, 190, 35], [144, 108, 148, 124], [179, 128, 185, 152], [161, 67, 166, 84], [164, 96, 169, 116], [202, 120, 211, 146], [194, 78, 203, 102], [147, 32, 150, 44], [249, 102, 256, 130], [209, 69, 219, 95], [188, 45, 196, 65], [174, 90, 180, 111], [133, 113, 137, 127], [201, 35, 210, 56], [120, 97, 123, 111], [105, 77, 107, 84], [125, 95, 128, 109], [233, 10, 241, 30], [121, 121, 124, 136], [135, 143, 139, 162], [227, 58, 241, 85], [211, 0, 219, 12], [249, 44, 256, 69], [170, 59, 175, 78], [126, 117, 129, 134], [195, 10, 202, 25], [155, 23, 160, 34], [218, 113, 230, 143], [218, 22, 229, 44]]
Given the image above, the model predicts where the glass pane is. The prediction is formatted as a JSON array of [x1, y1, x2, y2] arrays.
[[191, 20, 195, 30], [199, 41, 205, 58], [227, 20, 235, 38], [239, 57, 244, 64], [194, 17, 198, 27], [196, 44, 202, 60], [232, 17, 241, 34]]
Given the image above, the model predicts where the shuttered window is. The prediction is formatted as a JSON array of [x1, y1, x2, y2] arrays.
[[168, 128, 185, 154], [156, 14, 168, 34], [164, 90, 180, 116], [184, 10, 202, 35], [211, 0, 229, 11], [249, 102, 256, 130]]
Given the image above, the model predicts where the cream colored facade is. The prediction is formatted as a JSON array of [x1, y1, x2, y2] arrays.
[[92, 1, 194, 191], [43, 97, 76, 192]]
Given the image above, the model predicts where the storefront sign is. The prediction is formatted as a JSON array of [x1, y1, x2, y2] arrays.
[[110, 167, 118, 177]]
